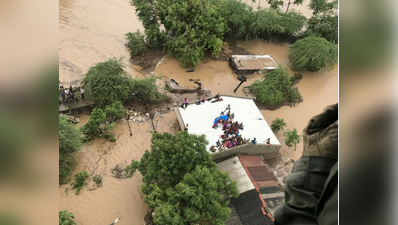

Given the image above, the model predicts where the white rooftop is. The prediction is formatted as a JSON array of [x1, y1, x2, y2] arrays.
[[178, 96, 280, 153]]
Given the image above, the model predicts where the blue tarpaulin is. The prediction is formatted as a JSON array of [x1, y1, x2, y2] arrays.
[[213, 115, 229, 124]]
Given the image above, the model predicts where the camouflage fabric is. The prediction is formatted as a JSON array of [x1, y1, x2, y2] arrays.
[[302, 103, 338, 160], [274, 104, 338, 225]]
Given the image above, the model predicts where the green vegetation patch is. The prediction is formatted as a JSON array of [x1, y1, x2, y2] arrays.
[[250, 65, 301, 106], [124, 131, 238, 224], [71, 170, 89, 195], [288, 36, 338, 71], [59, 210, 76, 225]]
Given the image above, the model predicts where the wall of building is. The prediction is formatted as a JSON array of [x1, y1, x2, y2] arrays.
[[212, 144, 281, 162]]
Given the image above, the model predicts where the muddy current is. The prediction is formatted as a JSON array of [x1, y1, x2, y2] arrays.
[[59, 0, 337, 224]]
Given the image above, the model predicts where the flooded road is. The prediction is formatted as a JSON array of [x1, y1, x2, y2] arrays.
[[59, 0, 145, 85]]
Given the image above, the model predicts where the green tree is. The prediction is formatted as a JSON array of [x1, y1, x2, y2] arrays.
[[130, 0, 165, 48], [267, 0, 284, 10], [59, 115, 82, 184], [285, 0, 303, 14], [249, 8, 306, 39], [288, 36, 338, 71], [250, 65, 301, 106], [222, 0, 255, 40], [59, 210, 76, 225], [271, 117, 287, 133], [309, 0, 337, 15], [303, 14, 338, 43], [130, 75, 171, 104], [82, 58, 133, 108], [125, 131, 238, 224], [125, 30, 148, 57], [157, 0, 228, 67], [82, 108, 106, 138], [284, 128, 301, 150], [105, 101, 126, 121]]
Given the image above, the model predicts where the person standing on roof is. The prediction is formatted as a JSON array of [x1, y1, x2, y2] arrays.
[[184, 98, 189, 109]]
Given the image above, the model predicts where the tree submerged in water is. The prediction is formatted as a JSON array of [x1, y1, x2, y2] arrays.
[[288, 36, 338, 71], [250, 65, 301, 106], [124, 131, 238, 224], [284, 128, 301, 150]]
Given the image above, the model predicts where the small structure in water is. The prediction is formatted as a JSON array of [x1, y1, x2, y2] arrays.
[[229, 55, 278, 75]]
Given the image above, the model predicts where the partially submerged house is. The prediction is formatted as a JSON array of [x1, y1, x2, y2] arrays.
[[175, 95, 281, 161], [229, 55, 278, 75]]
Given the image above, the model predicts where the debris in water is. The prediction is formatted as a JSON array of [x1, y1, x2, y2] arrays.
[[186, 69, 194, 72], [109, 218, 121, 225]]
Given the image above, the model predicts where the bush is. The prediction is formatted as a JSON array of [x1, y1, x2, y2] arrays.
[[271, 118, 287, 133], [59, 210, 76, 225], [82, 108, 106, 139], [59, 115, 82, 184], [250, 8, 306, 39], [303, 14, 338, 43], [130, 75, 171, 104], [93, 175, 102, 187], [284, 128, 301, 150], [82, 58, 133, 108], [250, 65, 301, 106], [222, 1, 306, 40], [105, 101, 126, 121], [71, 170, 89, 194], [289, 36, 338, 71], [125, 30, 148, 57]]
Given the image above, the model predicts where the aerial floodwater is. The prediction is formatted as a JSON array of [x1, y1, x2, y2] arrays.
[[59, 0, 337, 224]]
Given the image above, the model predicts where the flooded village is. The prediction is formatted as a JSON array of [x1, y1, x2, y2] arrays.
[[59, 0, 338, 224]]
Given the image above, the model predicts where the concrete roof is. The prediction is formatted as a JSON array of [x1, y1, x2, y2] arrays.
[[217, 156, 255, 194], [178, 96, 280, 152]]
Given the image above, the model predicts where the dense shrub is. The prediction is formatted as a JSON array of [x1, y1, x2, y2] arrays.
[[288, 36, 338, 71], [130, 75, 171, 104], [82, 58, 133, 108], [250, 65, 301, 106], [250, 8, 306, 39], [271, 117, 287, 133], [125, 30, 148, 57], [125, 132, 238, 224], [59, 210, 76, 225], [105, 101, 126, 121], [59, 115, 82, 184], [284, 128, 301, 150], [303, 14, 338, 43], [71, 170, 89, 194]]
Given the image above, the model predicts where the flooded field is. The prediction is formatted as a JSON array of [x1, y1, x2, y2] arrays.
[[59, 0, 337, 224]]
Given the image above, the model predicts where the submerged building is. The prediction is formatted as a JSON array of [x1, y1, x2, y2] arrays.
[[175, 95, 281, 161]]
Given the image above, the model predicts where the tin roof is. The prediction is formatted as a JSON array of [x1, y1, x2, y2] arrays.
[[239, 156, 277, 188], [230, 55, 277, 70]]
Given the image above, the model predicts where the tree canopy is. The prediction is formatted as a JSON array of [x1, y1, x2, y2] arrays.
[[284, 127, 301, 150], [125, 30, 148, 57], [250, 65, 301, 106], [125, 131, 238, 224], [130, 0, 307, 66], [288, 36, 338, 71], [82, 58, 132, 108], [59, 115, 82, 184], [156, 0, 228, 67], [271, 117, 287, 133]]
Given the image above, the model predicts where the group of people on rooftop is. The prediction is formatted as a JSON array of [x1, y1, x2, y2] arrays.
[[210, 104, 250, 152], [59, 81, 84, 104]]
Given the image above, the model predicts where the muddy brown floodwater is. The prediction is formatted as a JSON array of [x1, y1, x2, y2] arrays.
[[59, 0, 145, 85], [59, 0, 337, 224], [59, 112, 178, 225]]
